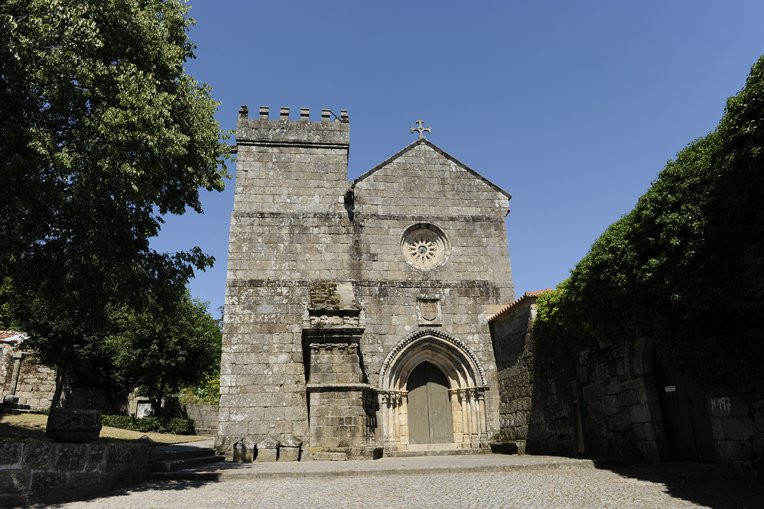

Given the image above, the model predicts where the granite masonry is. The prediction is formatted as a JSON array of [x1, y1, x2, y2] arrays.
[[490, 292, 764, 468], [1, 332, 56, 411], [0, 440, 154, 506], [217, 107, 514, 458]]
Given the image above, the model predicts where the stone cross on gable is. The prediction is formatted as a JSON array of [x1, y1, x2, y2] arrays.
[[410, 120, 431, 139]]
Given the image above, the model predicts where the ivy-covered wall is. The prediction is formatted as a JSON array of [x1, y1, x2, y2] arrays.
[[490, 293, 764, 465]]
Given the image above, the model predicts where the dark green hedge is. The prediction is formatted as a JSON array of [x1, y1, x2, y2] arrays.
[[102, 415, 195, 435]]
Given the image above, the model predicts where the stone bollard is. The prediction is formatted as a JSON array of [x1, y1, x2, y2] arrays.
[[256, 436, 280, 462], [243, 436, 256, 463], [279, 436, 303, 462], [233, 439, 247, 463]]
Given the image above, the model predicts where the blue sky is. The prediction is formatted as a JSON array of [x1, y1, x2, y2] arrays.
[[151, 1, 764, 315]]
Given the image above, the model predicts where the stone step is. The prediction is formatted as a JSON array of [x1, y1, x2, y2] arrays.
[[148, 470, 223, 481], [153, 446, 217, 462], [310, 451, 349, 461], [151, 453, 225, 472], [147, 456, 598, 482], [387, 448, 488, 458]]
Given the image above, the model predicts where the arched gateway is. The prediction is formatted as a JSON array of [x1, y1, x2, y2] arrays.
[[378, 329, 489, 449]]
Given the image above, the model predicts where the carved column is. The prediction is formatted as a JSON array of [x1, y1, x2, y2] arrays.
[[476, 389, 486, 442], [397, 391, 409, 446], [458, 389, 471, 445], [379, 392, 393, 444], [449, 389, 461, 444]]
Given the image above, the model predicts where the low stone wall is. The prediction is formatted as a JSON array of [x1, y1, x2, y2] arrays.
[[0, 440, 154, 506], [182, 402, 219, 436]]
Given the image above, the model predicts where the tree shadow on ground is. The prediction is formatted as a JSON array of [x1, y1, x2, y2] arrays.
[[0, 419, 47, 440], [42, 461, 258, 508], [596, 460, 764, 509]]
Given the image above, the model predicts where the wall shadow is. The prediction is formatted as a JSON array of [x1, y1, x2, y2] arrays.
[[595, 461, 764, 509]]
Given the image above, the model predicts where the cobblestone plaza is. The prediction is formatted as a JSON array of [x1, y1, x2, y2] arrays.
[[57, 456, 763, 509]]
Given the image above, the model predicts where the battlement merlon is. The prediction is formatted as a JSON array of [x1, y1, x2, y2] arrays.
[[236, 105, 350, 148]]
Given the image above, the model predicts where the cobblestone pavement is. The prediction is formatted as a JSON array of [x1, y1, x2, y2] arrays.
[[51, 463, 763, 509]]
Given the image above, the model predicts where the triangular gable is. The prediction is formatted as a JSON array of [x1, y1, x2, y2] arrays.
[[354, 138, 511, 200]]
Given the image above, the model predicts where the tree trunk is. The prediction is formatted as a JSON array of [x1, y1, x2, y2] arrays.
[[49, 361, 67, 411], [150, 380, 165, 417]]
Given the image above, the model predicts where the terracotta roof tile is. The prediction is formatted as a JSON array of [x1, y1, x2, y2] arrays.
[[488, 290, 552, 322], [0, 330, 27, 343]]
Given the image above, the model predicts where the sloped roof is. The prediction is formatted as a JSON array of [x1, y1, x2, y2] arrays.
[[0, 330, 27, 343], [354, 138, 511, 200], [488, 290, 551, 322]]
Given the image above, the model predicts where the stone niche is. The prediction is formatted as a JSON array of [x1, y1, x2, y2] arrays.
[[303, 282, 377, 457]]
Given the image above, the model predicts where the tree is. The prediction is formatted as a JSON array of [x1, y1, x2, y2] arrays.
[[0, 0, 229, 410], [536, 55, 764, 391], [107, 293, 221, 415]]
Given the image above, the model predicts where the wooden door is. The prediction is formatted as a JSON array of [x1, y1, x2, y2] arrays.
[[407, 362, 454, 444], [653, 352, 716, 462]]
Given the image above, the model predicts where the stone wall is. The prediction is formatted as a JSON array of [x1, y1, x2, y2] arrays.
[[489, 294, 535, 442], [218, 107, 353, 454], [490, 293, 579, 455], [490, 294, 764, 466], [708, 393, 764, 462], [181, 402, 219, 436], [218, 106, 515, 456], [0, 440, 153, 506], [1, 343, 56, 410]]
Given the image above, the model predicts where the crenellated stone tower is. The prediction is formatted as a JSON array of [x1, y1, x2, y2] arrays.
[[218, 106, 514, 459]]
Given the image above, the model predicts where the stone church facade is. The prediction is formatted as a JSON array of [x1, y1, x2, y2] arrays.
[[217, 106, 514, 458]]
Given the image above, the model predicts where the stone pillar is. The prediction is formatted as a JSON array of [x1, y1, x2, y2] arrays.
[[380, 392, 394, 445], [459, 389, 471, 445], [449, 389, 463, 444], [9, 352, 23, 397], [398, 392, 409, 446], [469, 390, 479, 444], [477, 390, 487, 442]]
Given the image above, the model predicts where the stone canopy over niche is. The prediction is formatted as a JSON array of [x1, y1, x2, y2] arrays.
[[401, 223, 450, 271]]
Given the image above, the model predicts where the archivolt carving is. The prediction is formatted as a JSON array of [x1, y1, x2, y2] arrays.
[[378, 328, 490, 448], [378, 328, 487, 390]]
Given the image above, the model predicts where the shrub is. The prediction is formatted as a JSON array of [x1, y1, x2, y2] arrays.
[[178, 374, 220, 405], [101, 414, 195, 435]]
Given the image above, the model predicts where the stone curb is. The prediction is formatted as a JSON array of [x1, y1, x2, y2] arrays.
[[150, 459, 596, 482]]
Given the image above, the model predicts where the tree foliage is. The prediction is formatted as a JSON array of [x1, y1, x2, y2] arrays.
[[536, 56, 764, 391], [107, 293, 221, 415], [0, 0, 229, 407]]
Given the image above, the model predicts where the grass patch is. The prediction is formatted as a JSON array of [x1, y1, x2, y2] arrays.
[[0, 413, 209, 444]]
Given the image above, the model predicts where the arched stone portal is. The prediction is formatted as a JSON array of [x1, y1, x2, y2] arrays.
[[378, 329, 489, 449]]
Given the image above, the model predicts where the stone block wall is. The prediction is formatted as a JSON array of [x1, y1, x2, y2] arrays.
[[491, 297, 669, 461], [218, 107, 515, 455], [708, 393, 764, 462], [490, 294, 764, 466], [182, 402, 219, 436], [352, 140, 514, 436], [1, 344, 56, 410], [0, 440, 153, 506], [308, 388, 374, 451], [218, 107, 352, 454], [490, 294, 578, 455], [489, 295, 535, 441]]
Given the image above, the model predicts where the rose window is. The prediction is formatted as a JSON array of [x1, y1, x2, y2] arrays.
[[401, 224, 449, 270]]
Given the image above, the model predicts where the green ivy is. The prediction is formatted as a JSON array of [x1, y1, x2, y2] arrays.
[[536, 56, 764, 392]]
